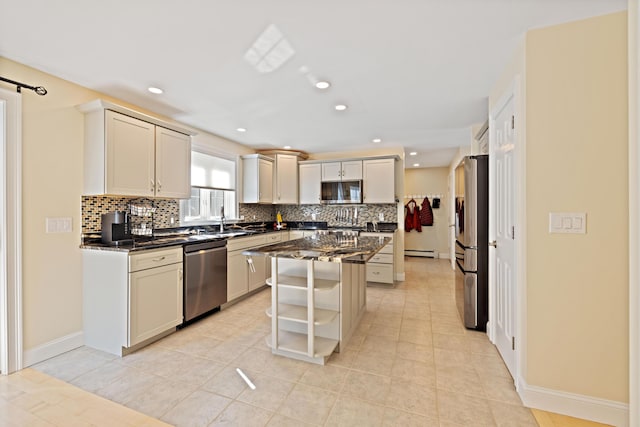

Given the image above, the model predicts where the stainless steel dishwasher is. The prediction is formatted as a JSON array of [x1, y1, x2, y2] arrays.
[[183, 239, 227, 323]]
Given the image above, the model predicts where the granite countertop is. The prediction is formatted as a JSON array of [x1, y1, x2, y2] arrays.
[[80, 224, 286, 252], [242, 234, 391, 264]]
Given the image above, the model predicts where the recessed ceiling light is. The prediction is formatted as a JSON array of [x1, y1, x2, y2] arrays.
[[409, 151, 417, 156], [236, 127, 247, 132], [334, 104, 348, 111], [413, 163, 420, 167], [148, 87, 163, 94], [372, 138, 382, 143], [284, 145, 292, 149], [315, 81, 330, 89]]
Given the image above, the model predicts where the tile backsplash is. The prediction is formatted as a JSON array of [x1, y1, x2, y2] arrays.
[[240, 203, 397, 227], [83, 197, 397, 234], [82, 196, 179, 234]]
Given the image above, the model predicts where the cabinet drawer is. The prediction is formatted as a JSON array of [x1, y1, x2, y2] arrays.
[[226, 234, 268, 251], [366, 263, 394, 284], [369, 253, 393, 264], [379, 242, 393, 254], [129, 247, 182, 272], [265, 232, 283, 244]]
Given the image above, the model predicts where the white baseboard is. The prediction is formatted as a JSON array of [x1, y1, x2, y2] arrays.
[[23, 331, 84, 367], [518, 377, 629, 427]]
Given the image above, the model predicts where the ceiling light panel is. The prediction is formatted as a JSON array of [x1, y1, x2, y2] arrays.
[[334, 104, 347, 111], [147, 87, 163, 94]]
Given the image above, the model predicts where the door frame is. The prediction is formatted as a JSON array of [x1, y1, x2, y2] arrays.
[[629, 0, 639, 424], [0, 87, 23, 375], [488, 76, 525, 388]]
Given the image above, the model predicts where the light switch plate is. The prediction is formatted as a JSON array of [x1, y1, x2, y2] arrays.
[[46, 217, 72, 233], [549, 212, 586, 234]]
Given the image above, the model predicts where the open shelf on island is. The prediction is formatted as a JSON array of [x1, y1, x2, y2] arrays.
[[266, 275, 339, 291], [266, 304, 338, 325], [265, 331, 338, 358]]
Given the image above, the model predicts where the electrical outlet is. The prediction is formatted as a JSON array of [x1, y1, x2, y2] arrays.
[[378, 213, 384, 221]]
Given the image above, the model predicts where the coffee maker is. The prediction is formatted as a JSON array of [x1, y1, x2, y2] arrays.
[[101, 211, 132, 245]]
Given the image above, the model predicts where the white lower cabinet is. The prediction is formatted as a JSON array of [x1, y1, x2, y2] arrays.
[[265, 258, 366, 364], [83, 247, 183, 356], [227, 232, 286, 302], [360, 231, 395, 284]]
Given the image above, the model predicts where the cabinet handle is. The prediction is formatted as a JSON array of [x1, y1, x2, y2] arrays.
[[157, 180, 162, 191], [246, 257, 256, 273], [150, 179, 155, 192], [152, 256, 166, 262], [179, 269, 183, 280], [372, 271, 380, 275]]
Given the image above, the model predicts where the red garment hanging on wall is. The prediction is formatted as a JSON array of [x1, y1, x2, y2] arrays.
[[405, 199, 422, 232], [420, 197, 434, 226]]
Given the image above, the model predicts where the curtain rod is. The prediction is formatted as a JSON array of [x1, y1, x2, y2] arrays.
[[0, 76, 47, 95]]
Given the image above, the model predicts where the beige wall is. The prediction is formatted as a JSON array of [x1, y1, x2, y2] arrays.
[[403, 167, 450, 256], [0, 57, 251, 357], [490, 12, 629, 403]]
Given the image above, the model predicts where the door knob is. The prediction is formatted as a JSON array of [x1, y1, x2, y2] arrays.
[[489, 240, 497, 248]]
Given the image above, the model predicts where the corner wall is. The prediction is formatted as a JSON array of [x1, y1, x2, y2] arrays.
[[525, 11, 629, 404]]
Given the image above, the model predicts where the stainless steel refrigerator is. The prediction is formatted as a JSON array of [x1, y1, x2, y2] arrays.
[[454, 155, 489, 331]]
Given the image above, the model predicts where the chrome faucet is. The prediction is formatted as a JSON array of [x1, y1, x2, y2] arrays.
[[220, 206, 225, 232]]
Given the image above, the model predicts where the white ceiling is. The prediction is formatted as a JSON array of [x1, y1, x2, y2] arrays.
[[0, 0, 627, 168]]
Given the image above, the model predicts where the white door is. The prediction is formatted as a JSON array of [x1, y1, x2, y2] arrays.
[[490, 89, 517, 378], [0, 87, 22, 375]]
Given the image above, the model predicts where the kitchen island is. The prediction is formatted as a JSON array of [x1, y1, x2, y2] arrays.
[[244, 234, 389, 364]]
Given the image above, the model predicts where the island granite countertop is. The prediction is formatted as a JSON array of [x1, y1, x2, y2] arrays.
[[242, 234, 390, 264]]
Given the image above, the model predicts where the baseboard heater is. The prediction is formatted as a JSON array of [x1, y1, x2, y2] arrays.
[[404, 249, 438, 258]]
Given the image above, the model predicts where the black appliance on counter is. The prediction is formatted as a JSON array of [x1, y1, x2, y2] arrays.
[[183, 239, 228, 323], [454, 155, 489, 331], [101, 211, 132, 245]]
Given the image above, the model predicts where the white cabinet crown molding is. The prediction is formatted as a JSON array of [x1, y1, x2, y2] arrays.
[[77, 99, 197, 136]]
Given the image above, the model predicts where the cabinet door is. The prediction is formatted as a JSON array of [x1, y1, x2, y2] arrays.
[[363, 158, 395, 203], [258, 158, 274, 203], [128, 263, 183, 346], [227, 250, 249, 301], [321, 162, 342, 182], [155, 127, 191, 198], [105, 110, 155, 197], [248, 255, 267, 291], [299, 163, 321, 204], [275, 154, 298, 204], [341, 161, 363, 180]]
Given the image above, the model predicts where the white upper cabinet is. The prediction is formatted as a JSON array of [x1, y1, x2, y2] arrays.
[[299, 163, 321, 204], [274, 154, 298, 204], [242, 154, 274, 203], [321, 160, 362, 182], [78, 100, 194, 198], [105, 111, 156, 197], [155, 126, 191, 198], [363, 158, 396, 203]]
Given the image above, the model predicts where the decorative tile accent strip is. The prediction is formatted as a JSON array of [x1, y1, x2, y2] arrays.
[[239, 203, 398, 228], [81, 196, 179, 233]]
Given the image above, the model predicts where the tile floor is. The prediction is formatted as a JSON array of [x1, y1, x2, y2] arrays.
[[2, 257, 598, 426]]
